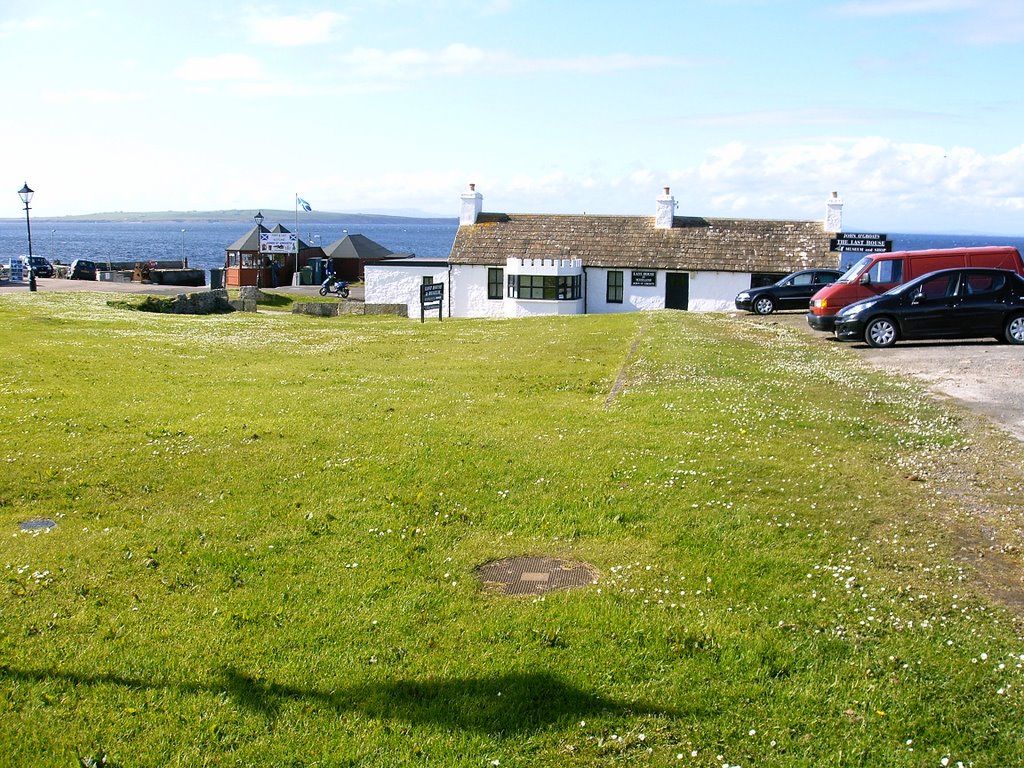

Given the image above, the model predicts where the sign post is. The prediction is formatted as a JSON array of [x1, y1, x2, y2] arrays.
[[420, 282, 444, 323]]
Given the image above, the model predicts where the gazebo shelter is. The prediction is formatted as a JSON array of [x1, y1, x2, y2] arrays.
[[224, 218, 324, 288]]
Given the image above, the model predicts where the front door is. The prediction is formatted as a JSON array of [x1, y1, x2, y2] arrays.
[[665, 272, 689, 310]]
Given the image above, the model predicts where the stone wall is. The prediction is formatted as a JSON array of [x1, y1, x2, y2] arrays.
[[291, 301, 406, 317], [170, 288, 234, 314]]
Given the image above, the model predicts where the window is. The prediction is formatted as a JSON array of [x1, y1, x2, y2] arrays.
[[963, 272, 1004, 295], [815, 271, 840, 285], [422, 275, 434, 285], [509, 274, 581, 300], [607, 271, 624, 303], [789, 272, 813, 286], [488, 268, 504, 300], [916, 273, 957, 300], [866, 259, 903, 285], [750, 273, 785, 288]]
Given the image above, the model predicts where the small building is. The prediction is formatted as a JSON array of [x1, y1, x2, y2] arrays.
[[224, 221, 324, 288], [322, 234, 411, 282], [437, 185, 841, 318]]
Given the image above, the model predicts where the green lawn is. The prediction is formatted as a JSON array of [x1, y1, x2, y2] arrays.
[[0, 292, 1021, 767]]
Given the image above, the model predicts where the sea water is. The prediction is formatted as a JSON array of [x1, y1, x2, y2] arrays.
[[0, 217, 459, 273], [2, 217, 1023, 276]]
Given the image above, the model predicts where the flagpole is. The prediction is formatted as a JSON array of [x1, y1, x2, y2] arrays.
[[293, 193, 300, 286]]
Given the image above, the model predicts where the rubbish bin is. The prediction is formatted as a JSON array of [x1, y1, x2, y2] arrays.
[[209, 268, 224, 289], [309, 259, 324, 284], [300, 266, 313, 285]]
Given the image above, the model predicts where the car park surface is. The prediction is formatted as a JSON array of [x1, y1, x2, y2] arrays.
[[735, 268, 842, 315]]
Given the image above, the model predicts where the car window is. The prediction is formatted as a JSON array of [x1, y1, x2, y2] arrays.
[[866, 259, 903, 284], [789, 273, 813, 286], [815, 272, 839, 285], [917, 273, 957, 300], [963, 272, 1005, 295]]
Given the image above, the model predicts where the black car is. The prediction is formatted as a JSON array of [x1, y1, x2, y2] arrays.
[[735, 269, 843, 315], [68, 259, 98, 280], [27, 256, 55, 278], [834, 268, 1024, 348]]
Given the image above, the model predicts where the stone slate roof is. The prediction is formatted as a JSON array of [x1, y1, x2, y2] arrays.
[[449, 213, 836, 273]]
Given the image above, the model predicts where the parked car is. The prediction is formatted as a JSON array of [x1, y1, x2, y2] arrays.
[[68, 259, 98, 280], [27, 256, 55, 278], [735, 268, 843, 315], [833, 268, 1024, 348], [808, 246, 1024, 331]]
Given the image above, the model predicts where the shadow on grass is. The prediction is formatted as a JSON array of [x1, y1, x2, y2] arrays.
[[2, 665, 681, 734]]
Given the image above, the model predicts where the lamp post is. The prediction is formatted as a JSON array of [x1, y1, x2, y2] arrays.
[[181, 229, 186, 268], [18, 183, 36, 292], [254, 211, 265, 288]]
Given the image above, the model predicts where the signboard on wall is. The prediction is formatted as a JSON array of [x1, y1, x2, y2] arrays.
[[259, 233, 298, 253], [631, 269, 657, 287], [830, 233, 891, 253]]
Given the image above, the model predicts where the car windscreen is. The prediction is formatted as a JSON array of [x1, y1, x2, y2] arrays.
[[836, 256, 872, 283]]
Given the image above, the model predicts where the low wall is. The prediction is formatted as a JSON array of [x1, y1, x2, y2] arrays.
[[291, 300, 392, 317], [167, 288, 233, 314]]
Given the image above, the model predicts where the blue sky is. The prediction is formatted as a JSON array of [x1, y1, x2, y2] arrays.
[[2, 0, 1023, 233]]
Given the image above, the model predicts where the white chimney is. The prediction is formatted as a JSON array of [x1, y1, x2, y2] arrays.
[[825, 191, 843, 232], [655, 186, 675, 229], [460, 183, 483, 225]]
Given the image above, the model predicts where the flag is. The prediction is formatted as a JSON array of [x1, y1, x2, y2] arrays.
[[297, 196, 312, 212]]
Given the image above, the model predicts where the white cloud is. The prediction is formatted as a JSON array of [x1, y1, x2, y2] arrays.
[[333, 44, 698, 81], [41, 89, 146, 105], [175, 54, 264, 82], [832, 0, 973, 17], [245, 11, 349, 47], [831, 0, 1024, 43], [0, 16, 54, 38]]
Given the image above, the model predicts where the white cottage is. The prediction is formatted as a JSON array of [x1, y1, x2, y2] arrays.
[[366, 185, 842, 318]]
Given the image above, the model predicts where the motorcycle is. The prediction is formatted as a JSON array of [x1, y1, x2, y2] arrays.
[[319, 276, 350, 298]]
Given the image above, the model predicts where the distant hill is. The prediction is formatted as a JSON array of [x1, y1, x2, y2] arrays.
[[13, 210, 458, 225]]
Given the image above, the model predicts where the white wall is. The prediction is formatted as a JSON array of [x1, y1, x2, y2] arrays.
[[450, 265, 505, 318], [586, 268, 666, 313], [365, 263, 450, 319], [689, 271, 750, 312]]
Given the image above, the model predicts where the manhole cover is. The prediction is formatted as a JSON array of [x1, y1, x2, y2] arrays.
[[475, 556, 598, 596], [19, 518, 57, 532]]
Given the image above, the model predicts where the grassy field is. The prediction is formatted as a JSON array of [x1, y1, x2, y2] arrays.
[[0, 292, 1021, 767]]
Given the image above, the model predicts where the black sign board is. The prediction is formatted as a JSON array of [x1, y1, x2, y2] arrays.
[[830, 233, 892, 253], [631, 269, 657, 287], [420, 282, 444, 322]]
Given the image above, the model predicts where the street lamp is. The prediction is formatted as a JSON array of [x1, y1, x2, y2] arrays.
[[181, 229, 186, 268], [253, 211, 265, 287], [50, 229, 55, 260], [18, 182, 36, 292]]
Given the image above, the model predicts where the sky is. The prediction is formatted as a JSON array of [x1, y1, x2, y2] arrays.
[[2, 1, 1024, 234]]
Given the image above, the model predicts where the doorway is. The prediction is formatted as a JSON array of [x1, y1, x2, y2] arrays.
[[665, 272, 689, 310]]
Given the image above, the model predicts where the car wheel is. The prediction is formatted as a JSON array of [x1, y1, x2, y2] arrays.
[[1005, 314, 1024, 344], [753, 296, 776, 315], [865, 317, 898, 348]]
